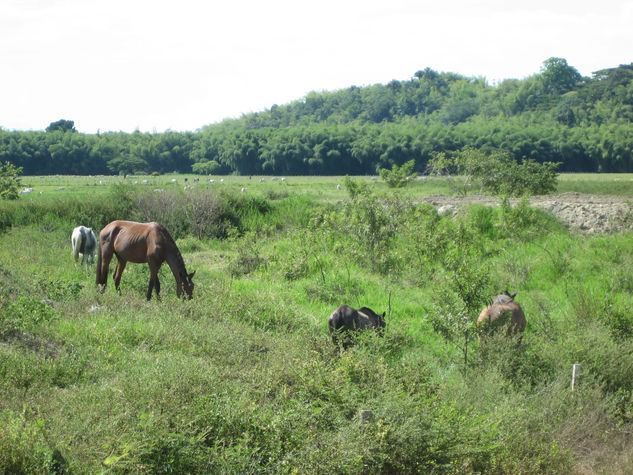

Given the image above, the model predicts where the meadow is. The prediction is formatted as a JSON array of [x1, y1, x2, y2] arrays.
[[2, 174, 633, 473]]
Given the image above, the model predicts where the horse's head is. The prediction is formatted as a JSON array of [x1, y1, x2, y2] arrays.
[[180, 270, 195, 299]]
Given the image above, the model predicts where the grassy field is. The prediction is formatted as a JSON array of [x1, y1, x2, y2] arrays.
[[18, 172, 633, 202], [2, 175, 633, 473]]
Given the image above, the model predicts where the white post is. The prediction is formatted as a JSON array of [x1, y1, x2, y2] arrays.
[[571, 364, 581, 391]]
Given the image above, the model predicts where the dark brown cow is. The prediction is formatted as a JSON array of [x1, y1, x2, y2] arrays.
[[328, 304, 386, 348]]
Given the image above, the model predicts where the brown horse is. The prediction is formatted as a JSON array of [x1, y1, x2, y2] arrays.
[[96, 220, 195, 300]]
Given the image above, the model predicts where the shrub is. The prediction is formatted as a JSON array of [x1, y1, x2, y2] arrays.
[[428, 148, 560, 197], [0, 162, 23, 200], [378, 159, 417, 188]]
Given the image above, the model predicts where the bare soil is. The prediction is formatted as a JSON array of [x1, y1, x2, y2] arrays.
[[418, 192, 633, 234]]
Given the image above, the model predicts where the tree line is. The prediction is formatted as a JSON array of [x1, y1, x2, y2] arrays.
[[1, 58, 632, 176]]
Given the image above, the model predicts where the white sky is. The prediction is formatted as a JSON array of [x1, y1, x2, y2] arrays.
[[1, 0, 632, 134]]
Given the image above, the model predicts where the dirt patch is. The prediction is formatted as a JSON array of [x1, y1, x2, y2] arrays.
[[418, 192, 633, 234]]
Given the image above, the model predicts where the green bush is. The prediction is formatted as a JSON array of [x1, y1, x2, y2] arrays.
[[378, 159, 417, 188], [428, 147, 560, 196], [0, 162, 23, 201]]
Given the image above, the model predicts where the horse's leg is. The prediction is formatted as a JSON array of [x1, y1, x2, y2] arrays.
[[147, 261, 161, 301], [72, 236, 79, 264], [97, 242, 114, 290], [113, 258, 127, 293], [152, 274, 160, 300]]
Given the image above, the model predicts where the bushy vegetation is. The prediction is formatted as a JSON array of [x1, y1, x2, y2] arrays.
[[1, 178, 633, 472], [1, 59, 633, 176], [0, 162, 23, 200], [379, 159, 417, 188], [428, 148, 560, 196]]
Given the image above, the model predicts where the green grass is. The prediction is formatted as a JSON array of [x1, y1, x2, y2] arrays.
[[17, 172, 633, 204], [2, 175, 633, 472]]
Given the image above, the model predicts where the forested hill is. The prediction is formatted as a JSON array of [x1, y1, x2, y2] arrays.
[[2, 58, 633, 176]]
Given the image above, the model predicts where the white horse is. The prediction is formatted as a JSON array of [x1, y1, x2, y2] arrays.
[[71, 226, 97, 266]]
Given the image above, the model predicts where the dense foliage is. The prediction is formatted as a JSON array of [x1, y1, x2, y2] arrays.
[[1, 58, 633, 175]]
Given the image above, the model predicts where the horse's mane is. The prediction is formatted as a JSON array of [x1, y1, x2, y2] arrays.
[[160, 225, 187, 273]]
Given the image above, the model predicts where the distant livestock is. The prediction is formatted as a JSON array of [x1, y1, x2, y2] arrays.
[[241, 187, 248, 192], [20, 187, 33, 194], [71, 226, 97, 266], [328, 304, 386, 349], [477, 291, 526, 341]]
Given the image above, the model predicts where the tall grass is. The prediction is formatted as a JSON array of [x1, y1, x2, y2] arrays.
[[1, 180, 633, 472]]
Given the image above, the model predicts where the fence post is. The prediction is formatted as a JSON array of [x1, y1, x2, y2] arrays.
[[571, 364, 581, 391]]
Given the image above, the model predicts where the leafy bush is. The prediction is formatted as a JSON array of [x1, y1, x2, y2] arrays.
[[0, 162, 23, 200], [428, 147, 560, 196], [339, 176, 404, 273], [378, 159, 417, 188]]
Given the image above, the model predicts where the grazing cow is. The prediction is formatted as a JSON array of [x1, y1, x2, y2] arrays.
[[477, 291, 526, 341], [328, 304, 386, 348], [71, 226, 97, 266]]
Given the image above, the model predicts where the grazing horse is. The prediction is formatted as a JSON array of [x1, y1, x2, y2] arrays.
[[328, 304, 386, 349], [96, 220, 195, 300], [71, 226, 97, 266], [477, 290, 526, 341]]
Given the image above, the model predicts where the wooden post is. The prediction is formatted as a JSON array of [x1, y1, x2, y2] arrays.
[[571, 364, 581, 391]]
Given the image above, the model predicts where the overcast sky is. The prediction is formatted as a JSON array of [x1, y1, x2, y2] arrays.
[[2, 0, 632, 134]]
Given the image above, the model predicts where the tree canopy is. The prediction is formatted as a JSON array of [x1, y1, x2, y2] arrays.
[[1, 58, 633, 176]]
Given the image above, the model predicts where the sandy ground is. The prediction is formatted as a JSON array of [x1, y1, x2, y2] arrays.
[[418, 192, 633, 234]]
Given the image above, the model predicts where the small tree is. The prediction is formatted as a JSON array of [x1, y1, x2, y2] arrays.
[[342, 176, 401, 273], [192, 160, 220, 175], [0, 162, 23, 200], [429, 221, 490, 365], [46, 119, 76, 133], [379, 159, 417, 188]]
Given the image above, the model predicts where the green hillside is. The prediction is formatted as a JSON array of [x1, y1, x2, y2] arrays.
[[2, 58, 633, 175]]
